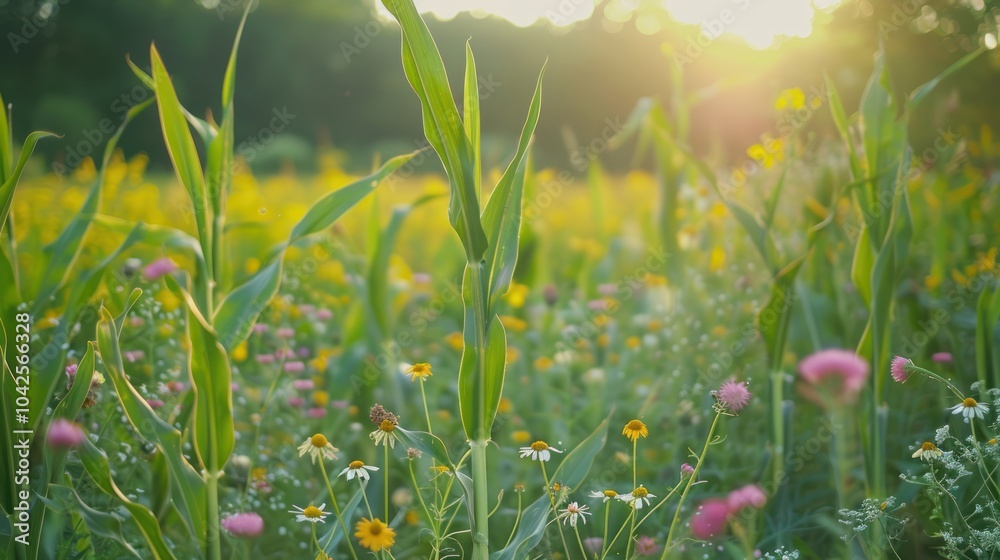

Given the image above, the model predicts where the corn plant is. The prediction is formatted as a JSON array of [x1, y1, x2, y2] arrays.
[[378, 0, 548, 556]]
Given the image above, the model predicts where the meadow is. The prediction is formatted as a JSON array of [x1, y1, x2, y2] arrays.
[[2, 1, 1000, 559]]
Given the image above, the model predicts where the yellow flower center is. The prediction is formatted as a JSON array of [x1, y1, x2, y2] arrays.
[[530, 441, 549, 451], [349, 460, 365, 469], [303, 506, 323, 519], [963, 397, 978, 408], [990, 439, 997, 445], [379, 419, 396, 432], [632, 486, 648, 499], [921, 441, 937, 452], [310, 434, 328, 448], [603, 490, 617, 498], [625, 420, 646, 432], [409, 363, 431, 376], [368, 519, 384, 535]]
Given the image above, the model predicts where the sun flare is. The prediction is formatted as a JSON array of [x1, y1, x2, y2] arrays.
[[376, 0, 842, 48]]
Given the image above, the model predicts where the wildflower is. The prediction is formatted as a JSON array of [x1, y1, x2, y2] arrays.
[[404, 362, 432, 381], [46, 419, 86, 450], [680, 463, 695, 477], [142, 257, 177, 281], [950, 397, 989, 422], [619, 485, 655, 509], [292, 379, 315, 391], [797, 349, 870, 402], [726, 484, 767, 513], [890, 356, 911, 383], [220, 512, 264, 538], [691, 499, 730, 540], [276, 327, 295, 339], [911, 441, 943, 461], [289, 504, 329, 523], [634, 535, 660, 556], [370, 419, 399, 448], [931, 352, 953, 363], [589, 489, 618, 503], [519, 440, 562, 462], [714, 380, 752, 413], [284, 361, 305, 373], [355, 517, 395, 552], [340, 460, 379, 482], [406, 447, 422, 460], [146, 398, 165, 409], [559, 502, 591, 527], [621, 419, 649, 442], [297, 434, 339, 464]]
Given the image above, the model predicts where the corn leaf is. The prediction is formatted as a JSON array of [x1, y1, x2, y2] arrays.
[[381, 0, 488, 261], [0, 131, 55, 238]]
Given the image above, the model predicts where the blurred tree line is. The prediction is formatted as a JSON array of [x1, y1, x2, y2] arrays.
[[1, 0, 998, 175]]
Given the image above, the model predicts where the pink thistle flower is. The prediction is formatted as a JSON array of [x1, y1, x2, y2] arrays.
[[296, 347, 311, 358], [316, 309, 333, 320], [726, 484, 767, 513], [288, 397, 305, 408], [797, 349, 870, 402], [65, 363, 78, 379], [297, 304, 315, 314], [680, 463, 695, 477], [256, 354, 276, 365], [307, 407, 327, 418], [292, 379, 315, 391], [284, 361, 305, 373], [142, 258, 178, 281], [220, 512, 264, 538], [252, 324, 269, 334], [276, 327, 295, 339], [165, 381, 186, 393], [634, 535, 660, 556], [146, 398, 165, 409], [890, 356, 911, 383], [714, 380, 751, 413], [691, 499, 730, 540], [275, 348, 295, 360], [46, 419, 86, 450], [932, 352, 953, 363]]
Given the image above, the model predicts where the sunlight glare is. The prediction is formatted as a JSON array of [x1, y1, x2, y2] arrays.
[[376, 0, 840, 48]]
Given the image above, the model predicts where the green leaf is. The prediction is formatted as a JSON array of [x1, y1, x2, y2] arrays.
[[458, 268, 509, 440], [320, 486, 367, 554], [825, 75, 863, 181], [0, 90, 11, 182], [30, 98, 152, 311], [167, 276, 235, 472], [482, 64, 545, 313], [96, 306, 207, 541], [0, 131, 56, 238], [41, 484, 140, 558], [851, 228, 874, 306], [150, 43, 213, 281], [395, 427, 454, 468], [491, 416, 610, 560], [464, 41, 482, 198], [78, 440, 178, 560], [212, 257, 282, 351], [367, 194, 442, 337], [287, 151, 418, 245], [975, 281, 1000, 389], [908, 48, 983, 112], [382, 0, 488, 261], [758, 255, 807, 371]]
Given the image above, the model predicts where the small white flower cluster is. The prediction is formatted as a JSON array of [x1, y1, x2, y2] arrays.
[[838, 497, 898, 535], [760, 546, 800, 560]]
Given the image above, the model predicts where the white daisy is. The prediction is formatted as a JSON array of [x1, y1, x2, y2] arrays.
[[617, 485, 656, 509], [340, 460, 380, 482], [297, 434, 339, 464], [518, 440, 562, 462], [559, 502, 591, 527], [589, 489, 618, 503], [911, 441, 943, 461], [950, 397, 989, 423], [288, 503, 329, 523]]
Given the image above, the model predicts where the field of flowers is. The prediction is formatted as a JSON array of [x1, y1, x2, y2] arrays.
[[2, 1, 1000, 559]]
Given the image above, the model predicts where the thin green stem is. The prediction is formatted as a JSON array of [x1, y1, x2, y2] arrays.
[[600, 501, 610, 558], [384, 444, 390, 520], [633, 479, 685, 532], [206, 472, 222, 560], [573, 524, 589, 559], [359, 479, 374, 519], [319, 461, 359, 560], [420, 379, 434, 435], [661, 411, 723, 559], [504, 492, 524, 549], [540, 462, 571, 557], [599, 508, 635, 560], [909, 364, 965, 400]]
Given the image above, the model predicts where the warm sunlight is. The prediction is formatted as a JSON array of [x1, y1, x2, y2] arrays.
[[376, 0, 842, 48]]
